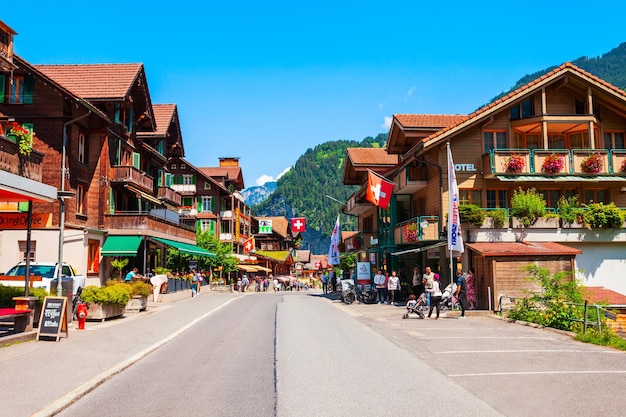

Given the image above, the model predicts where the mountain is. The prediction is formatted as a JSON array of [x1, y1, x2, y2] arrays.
[[240, 181, 277, 207], [251, 134, 387, 254]]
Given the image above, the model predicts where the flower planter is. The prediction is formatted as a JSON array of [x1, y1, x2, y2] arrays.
[[86, 303, 125, 322], [125, 295, 148, 313], [512, 217, 559, 228]]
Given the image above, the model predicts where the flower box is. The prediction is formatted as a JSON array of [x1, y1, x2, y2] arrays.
[[504, 154, 525, 173], [86, 302, 125, 321], [580, 152, 603, 174], [125, 295, 148, 313], [542, 154, 565, 174]]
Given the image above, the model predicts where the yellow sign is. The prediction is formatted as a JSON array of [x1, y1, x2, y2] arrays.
[[0, 213, 52, 229]]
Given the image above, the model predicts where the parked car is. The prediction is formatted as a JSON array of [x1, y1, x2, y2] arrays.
[[1, 262, 85, 295]]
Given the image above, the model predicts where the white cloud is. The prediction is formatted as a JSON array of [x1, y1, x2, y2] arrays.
[[407, 86, 417, 97], [382, 116, 392, 130], [378, 102, 385, 109], [256, 167, 291, 186]]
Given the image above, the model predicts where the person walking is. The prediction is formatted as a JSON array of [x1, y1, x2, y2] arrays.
[[190, 269, 199, 298], [454, 269, 469, 319], [422, 266, 435, 307], [321, 272, 328, 294], [241, 274, 249, 292], [387, 270, 401, 306], [373, 269, 387, 304], [426, 275, 443, 319]]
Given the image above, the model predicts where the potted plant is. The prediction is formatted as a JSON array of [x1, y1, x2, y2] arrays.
[[580, 152, 603, 174], [111, 258, 129, 280], [125, 280, 151, 312], [403, 221, 419, 242], [542, 154, 565, 174], [620, 159, 626, 173], [579, 202, 625, 229], [80, 284, 131, 321], [488, 208, 509, 228], [459, 204, 487, 227], [7, 122, 33, 156], [557, 195, 583, 228], [504, 154, 525, 173], [511, 188, 546, 228]]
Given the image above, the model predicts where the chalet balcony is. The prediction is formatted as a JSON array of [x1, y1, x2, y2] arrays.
[[395, 164, 428, 195], [220, 210, 233, 219], [170, 183, 196, 194], [0, 134, 44, 181], [483, 148, 626, 179], [344, 194, 371, 216], [104, 210, 196, 240], [157, 186, 182, 206], [110, 165, 153, 193], [394, 216, 440, 245]]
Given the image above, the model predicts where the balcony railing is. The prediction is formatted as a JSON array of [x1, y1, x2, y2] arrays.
[[110, 165, 153, 193], [484, 148, 626, 177], [104, 211, 196, 240], [394, 216, 440, 245], [170, 184, 196, 194], [157, 186, 182, 206], [0, 135, 44, 181]]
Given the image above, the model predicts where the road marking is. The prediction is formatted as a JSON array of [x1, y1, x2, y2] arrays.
[[434, 349, 623, 354], [449, 370, 626, 377]]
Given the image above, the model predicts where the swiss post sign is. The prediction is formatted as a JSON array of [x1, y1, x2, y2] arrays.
[[0, 213, 52, 229]]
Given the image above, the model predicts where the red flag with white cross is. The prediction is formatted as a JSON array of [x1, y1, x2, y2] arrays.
[[366, 170, 393, 209], [243, 237, 255, 253], [291, 217, 306, 234]]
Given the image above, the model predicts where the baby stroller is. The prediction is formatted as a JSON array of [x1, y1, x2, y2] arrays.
[[440, 282, 460, 311], [402, 293, 427, 319]]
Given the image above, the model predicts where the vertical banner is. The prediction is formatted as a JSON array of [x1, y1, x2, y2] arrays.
[[328, 215, 341, 265], [447, 144, 464, 254]]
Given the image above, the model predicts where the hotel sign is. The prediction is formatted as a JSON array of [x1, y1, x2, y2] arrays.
[[454, 164, 477, 172]]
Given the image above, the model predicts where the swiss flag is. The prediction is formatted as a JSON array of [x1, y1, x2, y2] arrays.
[[366, 170, 393, 209], [291, 217, 306, 234], [243, 237, 255, 253]]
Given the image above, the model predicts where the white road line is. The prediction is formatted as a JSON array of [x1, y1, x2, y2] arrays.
[[449, 370, 626, 377], [433, 349, 622, 354]]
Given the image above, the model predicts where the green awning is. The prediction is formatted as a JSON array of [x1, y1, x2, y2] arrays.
[[154, 237, 216, 258], [101, 235, 143, 257], [497, 175, 626, 182]]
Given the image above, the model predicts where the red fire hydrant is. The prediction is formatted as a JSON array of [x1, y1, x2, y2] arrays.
[[77, 303, 88, 330]]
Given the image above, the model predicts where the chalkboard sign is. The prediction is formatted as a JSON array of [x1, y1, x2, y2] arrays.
[[37, 296, 68, 341]]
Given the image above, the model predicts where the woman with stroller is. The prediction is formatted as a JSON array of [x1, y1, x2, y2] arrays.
[[426, 275, 443, 319]]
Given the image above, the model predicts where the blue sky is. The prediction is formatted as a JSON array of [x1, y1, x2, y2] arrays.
[[10, 1, 626, 188]]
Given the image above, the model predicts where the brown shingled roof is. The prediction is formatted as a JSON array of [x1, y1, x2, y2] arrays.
[[152, 104, 176, 136], [395, 114, 466, 128], [33, 63, 144, 99], [346, 148, 398, 165], [466, 241, 581, 257], [583, 286, 626, 306]]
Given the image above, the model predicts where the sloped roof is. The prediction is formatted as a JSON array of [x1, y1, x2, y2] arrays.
[[394, 114, 466, 128], [466, 241, 581, 257], [33, 63, 144, 100], [420, 62, 626, 152], [199, 166, 244, 189], [342, 231, 358, 241], [152, 104, 176, 136], [295, 250, 311, 262], [257, 216, 289, 237], [255, 250, 292, 263], [583, 286, 626, 306], [346, 148, 398, 166]]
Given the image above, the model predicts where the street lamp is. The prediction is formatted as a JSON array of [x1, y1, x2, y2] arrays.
[[56, 190, 75, 297]]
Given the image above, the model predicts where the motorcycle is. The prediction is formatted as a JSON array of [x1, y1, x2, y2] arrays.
[[341, 282, 377, 305]]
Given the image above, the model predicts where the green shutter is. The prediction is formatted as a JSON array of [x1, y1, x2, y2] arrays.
[[132, 152, 141, 169], [157, 169, 163, 187], [165, 173, 172, 187], [192, 175, 196, 185], [109, 188, 115, 213], [114, 104, 120, 124], [196, 220, 201, 233], [23, 76, 34, 104], [211, 196, 216, 212], [0, 75, 5, 103], [209, 220, 215, 235], [197, 197, 202, 212]]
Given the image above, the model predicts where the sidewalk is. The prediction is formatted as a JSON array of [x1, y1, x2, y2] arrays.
[[0, 290, 241, 417]]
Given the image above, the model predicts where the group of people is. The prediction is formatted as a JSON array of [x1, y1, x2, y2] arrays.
[[373, 269, 403, 305], [406, 266, 476, 319]]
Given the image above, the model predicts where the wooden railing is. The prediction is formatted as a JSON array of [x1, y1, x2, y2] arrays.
[[157, 186, 182, 205], [110, 165, 153, 193]]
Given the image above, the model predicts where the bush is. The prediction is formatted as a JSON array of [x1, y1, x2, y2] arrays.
[[458, 204, 486, 226], [557, 195, 582, 225], [128, 280, 151, 297], [579, 202, 625, 229], [489, 209, 509, 228], [0, 285, 47, 307], [506, 265, 584, 331], [81, 284, 131, 308], [511, 188, 546, 227]]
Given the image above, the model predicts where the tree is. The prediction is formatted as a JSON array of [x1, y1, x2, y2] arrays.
[[195, 231, 238, 274]]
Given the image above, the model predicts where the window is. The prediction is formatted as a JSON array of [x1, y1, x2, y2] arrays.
[[171, 163, 177, 170], [7, 75, 34, 104], [180, 163, 186, 170], [512, 133, 541, 150], [201, 196, 213, 212], [584, 189, 607, 204], [510, 98, 534, 120], [78, 132, 87, 164], [204, 182, 211, 190], [604, 132, 625, 150], [199, 219, 216, 234], [539, 189, 561, 209], [76, 184, 85, 214], [483, 131, 506, 152], [88, 239, 100, 273], [18, 240, 36, 262], [568, 133, 588, 149], [575, 99, 586, 115], [548, 135, 565, 149], [183, 174, 194, 185], [459, 189, 482, 206], [486, 189, 508, 209], [396, 194, 411, 222], [363, 215, 374, 232]]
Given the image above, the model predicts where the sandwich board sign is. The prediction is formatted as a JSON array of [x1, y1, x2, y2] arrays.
[[37, 296, 68, 341]]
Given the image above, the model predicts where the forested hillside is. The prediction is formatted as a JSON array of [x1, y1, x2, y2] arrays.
[[253, 134, 387, 254]]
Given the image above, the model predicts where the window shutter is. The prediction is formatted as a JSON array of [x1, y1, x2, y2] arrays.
[[109, 188, 115, 213], [114, 104, 120, 124], [211, 196, 216, 212], [192, 175, 196, 185], [164, 173, 172, 187], [0, 75, 5, 103], [157, 169, 163, 187], [132, 152, 141, 169], [209, 220, 215, 235], [196, 220, 201, 233], [23, 76, 34, 104], [197, 197, 202, 213]]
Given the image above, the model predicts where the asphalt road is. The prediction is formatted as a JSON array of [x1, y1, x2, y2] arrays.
[[38, 290, 626, 416]]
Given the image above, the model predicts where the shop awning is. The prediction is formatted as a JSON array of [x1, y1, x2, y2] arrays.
[[391, 241, 447, 256], [154, 237, 216, 257], [0, 170, 57, 202], [255, 266, 272, 272], [125, 185, 163, 205], [101, 235, 143, 257], [237, 265, 258, 272]]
